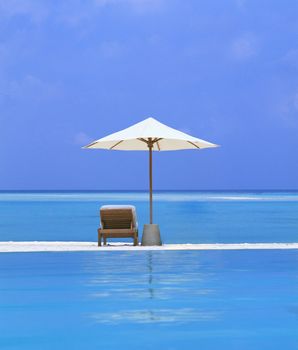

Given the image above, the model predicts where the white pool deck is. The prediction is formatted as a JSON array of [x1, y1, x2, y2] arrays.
[[0, 242, 298, 253]]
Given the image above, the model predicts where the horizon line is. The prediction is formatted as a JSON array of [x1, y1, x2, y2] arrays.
[[0, 189, 298, 192]]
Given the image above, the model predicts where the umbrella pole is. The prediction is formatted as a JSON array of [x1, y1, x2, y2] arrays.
[[142, 138, 161, 246], [149, 140, 153, 224]]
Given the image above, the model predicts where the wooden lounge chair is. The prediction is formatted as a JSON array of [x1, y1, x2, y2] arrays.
[[98, 205, 138, 246]]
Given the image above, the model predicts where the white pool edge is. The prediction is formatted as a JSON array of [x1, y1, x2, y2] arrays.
[[1, 242, 298, 252]]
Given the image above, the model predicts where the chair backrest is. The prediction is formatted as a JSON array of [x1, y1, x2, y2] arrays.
[[100, 206, 137, 230]]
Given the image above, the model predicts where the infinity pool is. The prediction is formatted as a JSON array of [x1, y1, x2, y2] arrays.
[[0, 250, 297, 349]]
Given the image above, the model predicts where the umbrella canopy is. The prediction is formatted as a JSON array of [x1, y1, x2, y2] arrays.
[[84, 117, 218, 151], [84, 117, 219, 224]]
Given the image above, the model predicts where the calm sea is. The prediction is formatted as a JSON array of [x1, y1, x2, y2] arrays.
[[0, 191, 297, 243], [0, 191, 298, 349]]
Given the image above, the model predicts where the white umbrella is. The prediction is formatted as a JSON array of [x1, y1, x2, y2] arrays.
[[84, 117, 218, 226]]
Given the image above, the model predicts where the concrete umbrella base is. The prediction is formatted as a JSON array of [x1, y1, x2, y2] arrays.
[[141, 224, 162, 246]]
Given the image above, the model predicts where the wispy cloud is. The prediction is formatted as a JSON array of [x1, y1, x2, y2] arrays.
[[73, 132, 93, 146], [55, 0, 99, 27], [99, 41, 127, 59], [277, 91, 298, 128], [0, 0, 165, 29], [280, 48, 298, 70], [0, 0, 48, 22], [94, 0, 165, 14], [235, 0, 247, 10], [230, 33, 258, 61], [0, 75, 63, 102], [0, 0, 95, 26]]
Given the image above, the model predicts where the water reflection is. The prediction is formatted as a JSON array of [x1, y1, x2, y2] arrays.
[[84, 251, 218, 324], [147, 251, 154, 299], [90, 308, 220, 324], [86, 251, 212, 300]]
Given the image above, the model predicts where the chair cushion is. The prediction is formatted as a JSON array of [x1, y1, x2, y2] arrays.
[[100, 205, 138, 229]]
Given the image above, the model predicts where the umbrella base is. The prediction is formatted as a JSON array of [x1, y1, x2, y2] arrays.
[[141, 224, 162, 246]]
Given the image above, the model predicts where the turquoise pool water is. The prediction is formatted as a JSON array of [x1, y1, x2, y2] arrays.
[[0, 191, 298, 243], [0, 250, 298, 349]]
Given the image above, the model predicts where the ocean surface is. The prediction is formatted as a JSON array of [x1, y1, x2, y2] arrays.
[[0, 250, 298, 349], [0, 191, 298, 349], [0, 190, 297, 243]]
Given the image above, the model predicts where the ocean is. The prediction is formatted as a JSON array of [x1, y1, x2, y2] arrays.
[[0, 191, 297, 349], [0, 190, 297, 243]]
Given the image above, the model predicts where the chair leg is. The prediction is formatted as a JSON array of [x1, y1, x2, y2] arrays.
[[104, 236, 107, 246], [98, 231, 101, 247], [133, 234, 138, 246]]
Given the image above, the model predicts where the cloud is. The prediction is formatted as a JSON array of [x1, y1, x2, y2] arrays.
[[99, 41, 127, 59], [73, 132, 93, 146], [0, 0, 166, 30], [94, 0, 165, 14], [55, 0, 99, 27], [0, 43, 10, 66], [277, 91, 298, 128], [235, 0, 247, 10], [294, 93, 298, 111], [0, 0, 48, 22], [280, 48, 298, 69], [281, 92, 298, 112], [0, 0, 94, 27], [0, 75, 63, 102], [230, 34, 258, 61]]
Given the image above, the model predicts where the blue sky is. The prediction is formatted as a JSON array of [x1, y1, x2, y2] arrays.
[[0, 0, 297, 190]]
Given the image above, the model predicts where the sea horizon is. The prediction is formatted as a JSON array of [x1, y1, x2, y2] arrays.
[[1, 189, 298, 193], [1, 190, 297, 243]]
